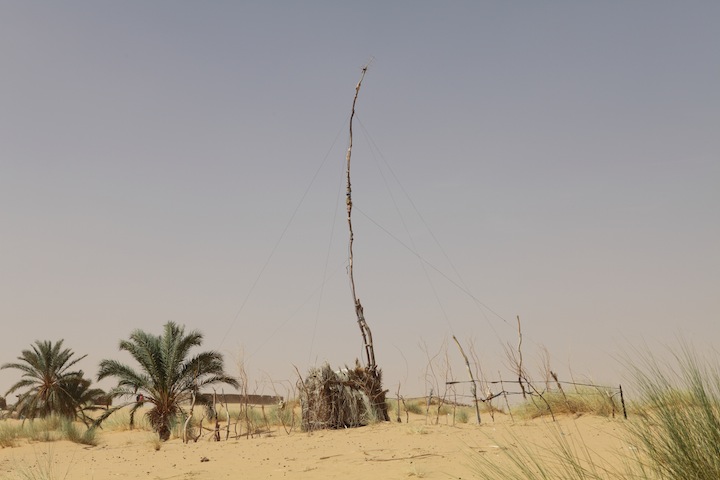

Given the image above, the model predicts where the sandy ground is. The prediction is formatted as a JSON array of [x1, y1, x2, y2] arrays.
[[0, 413, 631, 479]]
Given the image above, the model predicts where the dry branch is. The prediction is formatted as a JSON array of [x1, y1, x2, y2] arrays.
[[452, 335, 481, 425], [183, 390, 196, 444], [516, 315, 527, 399]]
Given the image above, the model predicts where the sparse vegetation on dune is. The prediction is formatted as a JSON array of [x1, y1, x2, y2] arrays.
[[96, 408, 154, 432], [471, 343, 720, 480], [393, 397, 501, 424], [471, 421, 640, 480], [7, 447, 73, 480], [0, 422, 20, 448], [0, 416, 97, 448], [2, 319, 717, 480], [404, 400, 424, 415], [514, 387, 621, 420]]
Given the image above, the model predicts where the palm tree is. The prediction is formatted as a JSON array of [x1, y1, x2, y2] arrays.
[[97, 321, 238, 440], [1, 340, 93, 420], [63, 377, 107, 426]]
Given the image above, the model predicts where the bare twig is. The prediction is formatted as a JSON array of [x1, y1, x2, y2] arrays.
[[539, 345, 553, 392], [212, 389, 220, 441], [499, 372, 513, 422], [469, 340, 494, 421], [194, 414, 204, 442], [221, 389, 230, 441], [516, 315, 527, 399], [396, 384, 401, 423], [400, 395, 409, 424]]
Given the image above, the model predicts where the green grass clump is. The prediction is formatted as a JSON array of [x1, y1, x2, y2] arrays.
[[59, 419, 97, 446], [59, 420, 81, 444], [624, 343, 720, 479]]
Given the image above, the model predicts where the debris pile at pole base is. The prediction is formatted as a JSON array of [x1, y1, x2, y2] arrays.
[[299, 362, 389, 431]]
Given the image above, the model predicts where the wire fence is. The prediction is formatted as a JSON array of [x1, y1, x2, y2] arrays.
[[389, 377, 628, 423]]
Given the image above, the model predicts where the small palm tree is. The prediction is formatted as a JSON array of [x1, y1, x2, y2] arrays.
[[98, 322, 238, 440], [64, 377, 107, 426], [1, 340, 92, 420]]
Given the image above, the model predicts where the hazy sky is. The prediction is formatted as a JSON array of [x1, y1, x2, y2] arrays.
[[1, 2, 718, 400]]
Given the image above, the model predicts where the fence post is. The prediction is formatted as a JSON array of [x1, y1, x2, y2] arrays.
[[619, 385, 628, 419]]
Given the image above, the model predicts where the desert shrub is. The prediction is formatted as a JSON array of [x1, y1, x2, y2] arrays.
[[0, 422, 21, 447], [455, 409, 469, 424], [59, 419, 81, 443], [25, 419, 55, 442], [404, 400, 424, 415], [59, 419, 97, 446], [78, 427, 97, 446]]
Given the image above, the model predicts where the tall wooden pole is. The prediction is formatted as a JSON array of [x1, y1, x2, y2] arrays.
[[345, 64, 376, 370]]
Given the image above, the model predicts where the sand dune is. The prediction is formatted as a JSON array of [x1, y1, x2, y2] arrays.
[[0, 413, 628, 479]]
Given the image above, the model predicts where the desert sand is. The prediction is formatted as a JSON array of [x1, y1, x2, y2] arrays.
[[0, 412, 630, 480]]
